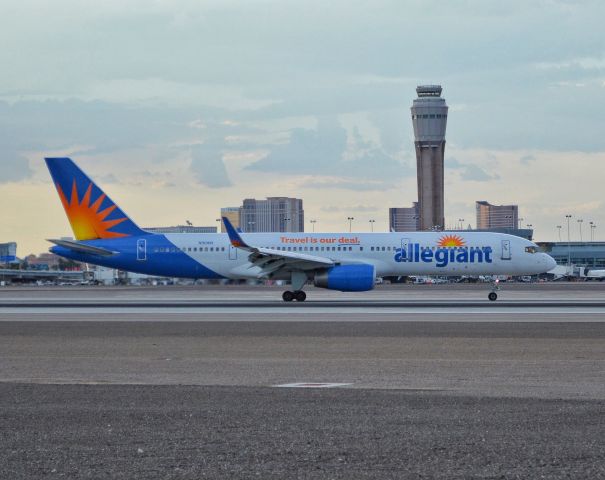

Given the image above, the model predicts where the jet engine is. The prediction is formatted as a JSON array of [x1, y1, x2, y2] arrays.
[[313, 264, 375, 292]]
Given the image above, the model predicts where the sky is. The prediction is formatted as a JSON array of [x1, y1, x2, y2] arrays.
[[1, 0, 604, 255]]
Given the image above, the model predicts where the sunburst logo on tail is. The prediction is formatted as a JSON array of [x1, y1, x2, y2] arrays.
[[57, 180, 128, 240], [437, 234, 466, 247]]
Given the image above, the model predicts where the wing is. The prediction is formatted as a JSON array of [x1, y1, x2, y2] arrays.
[[221, 216, 334, 277]]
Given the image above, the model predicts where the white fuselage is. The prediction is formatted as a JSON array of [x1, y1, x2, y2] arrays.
[[159, 231, 555, 280]]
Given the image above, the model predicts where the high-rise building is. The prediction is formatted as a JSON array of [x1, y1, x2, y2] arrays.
[[240, 197, 304, 232], [0, 242, 17, 263], [220, 207, 241, 233], [476, 201, 519, 229], [411, 85, 448, 231], [389, 203, 419, 232]]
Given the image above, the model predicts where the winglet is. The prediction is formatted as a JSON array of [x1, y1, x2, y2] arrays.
[[222, 216, 252, 250]]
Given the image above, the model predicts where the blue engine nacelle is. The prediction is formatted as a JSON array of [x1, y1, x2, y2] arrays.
[[313, 264, 375, 292]]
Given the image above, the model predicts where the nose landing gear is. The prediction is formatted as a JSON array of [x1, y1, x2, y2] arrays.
[[282, 290, 306, 302], [488, 279, 500, 301]]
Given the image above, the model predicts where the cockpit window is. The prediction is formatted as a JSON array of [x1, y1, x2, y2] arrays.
[[525, 246, 537, 254]]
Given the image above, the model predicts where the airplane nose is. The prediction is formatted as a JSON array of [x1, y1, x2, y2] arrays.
[[545, 254, 557, 271]]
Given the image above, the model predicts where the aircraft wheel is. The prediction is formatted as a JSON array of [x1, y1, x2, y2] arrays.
[[294, 290, 307, 302], [282, 291, 294, 302], [488, 292, 498, 302]]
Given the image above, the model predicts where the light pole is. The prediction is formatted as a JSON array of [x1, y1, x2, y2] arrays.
[[282, 217, 290, 232], [565, 214, 572, 267], [215, 218, 221, 231], [556, 225, 562, 242], [369, 219, 375, 232], [577, 219, 583, 242], [347, 217, 354, 233], [458, 218, 463, 230], [518, 217, 524, 229], [413, 215, 420, 231], [247, 221, 255, 233], [310, 219, 316, 232], [590, 221, 595, 241]]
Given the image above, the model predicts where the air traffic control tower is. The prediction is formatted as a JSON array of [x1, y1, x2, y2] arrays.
[[411, 85, 448, 231]]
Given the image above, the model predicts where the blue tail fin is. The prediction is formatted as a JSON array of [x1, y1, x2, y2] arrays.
[[45, 157, 146, 240]]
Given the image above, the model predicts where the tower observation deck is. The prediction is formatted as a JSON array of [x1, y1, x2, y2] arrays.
[[411, 85, 448, 230]]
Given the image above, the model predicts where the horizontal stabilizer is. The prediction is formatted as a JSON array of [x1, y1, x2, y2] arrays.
[[47, 238, 116, 257]]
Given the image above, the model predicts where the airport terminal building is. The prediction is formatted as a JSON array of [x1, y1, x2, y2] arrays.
[[539, 241, 605, 268]]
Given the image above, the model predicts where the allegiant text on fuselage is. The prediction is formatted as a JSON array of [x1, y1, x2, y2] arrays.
[[394, 244, 493, 268]]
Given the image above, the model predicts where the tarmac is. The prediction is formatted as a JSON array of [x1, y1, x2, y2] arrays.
[[1, 283, 604, 478]]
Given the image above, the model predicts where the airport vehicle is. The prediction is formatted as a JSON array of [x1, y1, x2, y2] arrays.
[[45, 157, 557, 301], [582, 267, 605, 281]]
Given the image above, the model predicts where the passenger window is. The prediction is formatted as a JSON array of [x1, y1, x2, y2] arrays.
[[382, 246, 386, 251], [360, 247, 363, 251], [349, 247, 352, 251], [371, 247, 374, 251]]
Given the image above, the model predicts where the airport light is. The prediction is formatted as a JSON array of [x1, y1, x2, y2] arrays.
[[556, 225, 562, 242], [565, 214, 572, 267], [590, 221, 595, 241], [310, 219, 317, 232], [369, 219, 375, 232], [577, 219, 584, 242], [347, 217, 354, 233]]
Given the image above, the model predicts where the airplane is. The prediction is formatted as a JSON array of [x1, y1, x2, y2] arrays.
[[45, 157, 557, 301]]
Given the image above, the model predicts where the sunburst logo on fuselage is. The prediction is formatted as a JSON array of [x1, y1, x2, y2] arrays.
[[437, 234, 466, 248], [56, 180, 128, 240]]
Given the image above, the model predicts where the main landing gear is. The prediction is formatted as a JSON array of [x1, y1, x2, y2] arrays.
[[282, 290, 306, 302], [283, 271, 308, 302], [488, 279, 500, 301]]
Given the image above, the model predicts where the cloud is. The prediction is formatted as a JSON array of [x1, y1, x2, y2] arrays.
[[459, 164, 500, 182], [321, 205, 379, 213], [189, 142, 232, 188], [297, 177, 397, 191], [446, 156, 499, 181], [246, 117, 413, 183], [0, 153, 32, 182], [520, 154, 536, 165], [446, 157, 465, 169]]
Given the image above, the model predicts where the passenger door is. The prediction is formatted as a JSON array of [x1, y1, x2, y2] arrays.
[[400, 238, 411, 262], [136, 238, 147, 261], [501, 239, 511, 260], [229, 245, 238, 260]]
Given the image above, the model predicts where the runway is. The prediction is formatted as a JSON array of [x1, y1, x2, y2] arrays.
[[1, 284, 604, 478], [1, 284, 604, 397]]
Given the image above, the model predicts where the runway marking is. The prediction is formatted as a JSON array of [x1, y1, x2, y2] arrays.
[[274, 382, 353, 388], [2, 301, 605, 309]]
